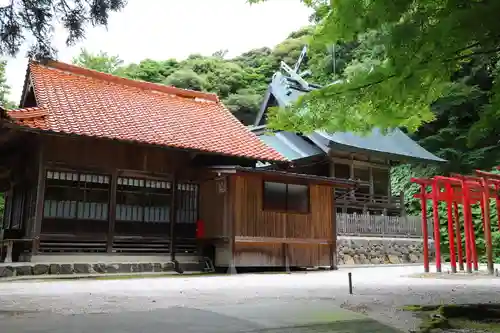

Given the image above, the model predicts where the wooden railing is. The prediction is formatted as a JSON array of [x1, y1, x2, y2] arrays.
[[335, 188, 403, 209], [336, 213, 433, 239]]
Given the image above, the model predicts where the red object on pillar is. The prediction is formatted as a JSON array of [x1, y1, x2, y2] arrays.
[[196, 219, 205, 239]]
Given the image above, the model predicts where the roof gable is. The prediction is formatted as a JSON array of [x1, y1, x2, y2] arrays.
[[256, 71, 445, 163], [9, 60, 286, 162]]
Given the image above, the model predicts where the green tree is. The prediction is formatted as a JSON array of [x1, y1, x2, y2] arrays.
[[0, 60, 15, 109], [0, 0, 127, 58], [72, 49, 124, 74], [223, 88, 263, 125], [251, 0, 500, 138], [164, 69, 206, 91], [122, 59, 180, 83]]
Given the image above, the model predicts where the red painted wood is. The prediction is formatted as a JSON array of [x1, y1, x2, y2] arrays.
[[420, 184, 430, 273], [431, 181, 442, 272], [453, 202, 464, 271], [445, 183, 457, 273]]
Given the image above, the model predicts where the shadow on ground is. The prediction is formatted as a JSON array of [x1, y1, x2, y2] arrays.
[[252, 319, 401, 332], [1, 306, 401, 333]]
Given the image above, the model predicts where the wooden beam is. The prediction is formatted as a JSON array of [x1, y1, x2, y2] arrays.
[[32, 140, 46, 255], [234, 236, 333, 245], [330, 156, 390, 169], [107, 170, 118, 253]]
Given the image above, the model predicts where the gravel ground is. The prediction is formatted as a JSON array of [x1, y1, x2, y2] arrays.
[[1, 264, 500, 332]]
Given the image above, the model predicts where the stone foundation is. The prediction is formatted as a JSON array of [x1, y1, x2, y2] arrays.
[[0, 261, 205, 279], [337, 236, 435, 265]]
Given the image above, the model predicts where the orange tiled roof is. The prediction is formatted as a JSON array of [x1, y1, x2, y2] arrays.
[[7, 60, 286, 162]]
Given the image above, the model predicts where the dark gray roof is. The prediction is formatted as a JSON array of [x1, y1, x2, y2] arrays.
[[315, 129, 446, 162], [252, 130, 323, 162], [254, 72, 446, 163]]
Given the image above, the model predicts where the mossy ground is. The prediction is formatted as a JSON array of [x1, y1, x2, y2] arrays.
[[402, 304, 500, 332]]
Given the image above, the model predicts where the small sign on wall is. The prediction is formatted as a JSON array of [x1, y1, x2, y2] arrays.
[[216, 177, 227, 194]]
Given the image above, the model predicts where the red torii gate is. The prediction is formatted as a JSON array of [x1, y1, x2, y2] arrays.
[[411, 168, 500, 275]]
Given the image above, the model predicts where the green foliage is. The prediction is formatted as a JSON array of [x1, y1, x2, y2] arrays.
[[0, 0, 127, 58], [72, 49, 124, 74], [0, 60, 15, 109], [254, 0, 500, 138], [389, 50, 500, 263], [164, 69, 206, 91], [121, 59, 181, 83]]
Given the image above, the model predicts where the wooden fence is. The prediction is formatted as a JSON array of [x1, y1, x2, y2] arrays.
[[336, 213, 434, 239]]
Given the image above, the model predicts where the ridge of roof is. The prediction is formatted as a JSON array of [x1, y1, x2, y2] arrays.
[[32, 60, 220, 103]]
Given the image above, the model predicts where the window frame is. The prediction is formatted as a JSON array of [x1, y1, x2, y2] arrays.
[[262, 180, 310, 214], [115, 176, 172, 224], [43, 169, 111, 221], [176, 182, 200, 224]]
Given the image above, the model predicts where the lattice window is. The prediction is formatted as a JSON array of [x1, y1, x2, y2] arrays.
[[176, 183, 199, 224], [116, 177, 171, 223], [43, 170, 110, 220]]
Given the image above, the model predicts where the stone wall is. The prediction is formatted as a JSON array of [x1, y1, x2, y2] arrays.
[[337, 236, 435, 266], [0, 261, 204, 279]]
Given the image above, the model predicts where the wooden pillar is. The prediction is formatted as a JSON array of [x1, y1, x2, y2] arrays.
[[387, 166, 392, 203], [169, 173, 178, 261], [368, 166, 374, 201], [329, 160, 335, 178], [349, 157, 355, 201], [330, 185, 337, 270], [431, 181, 442, 273], [399, 191, 405, 217], [444, 183, 457, 273], [453, 202, 464, 271], [282, 195, 288, 271], [349, 157, 354, 178], [419, 184, 430, 273], [480, 178, 494, 275], [32, 141, 45, 255], [2, 189, 13, 231], [107, 170, 118, 253], [225, 176, 236, 274]]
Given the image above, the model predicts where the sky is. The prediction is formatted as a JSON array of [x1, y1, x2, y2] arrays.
[[2, 0, 313, 104]]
